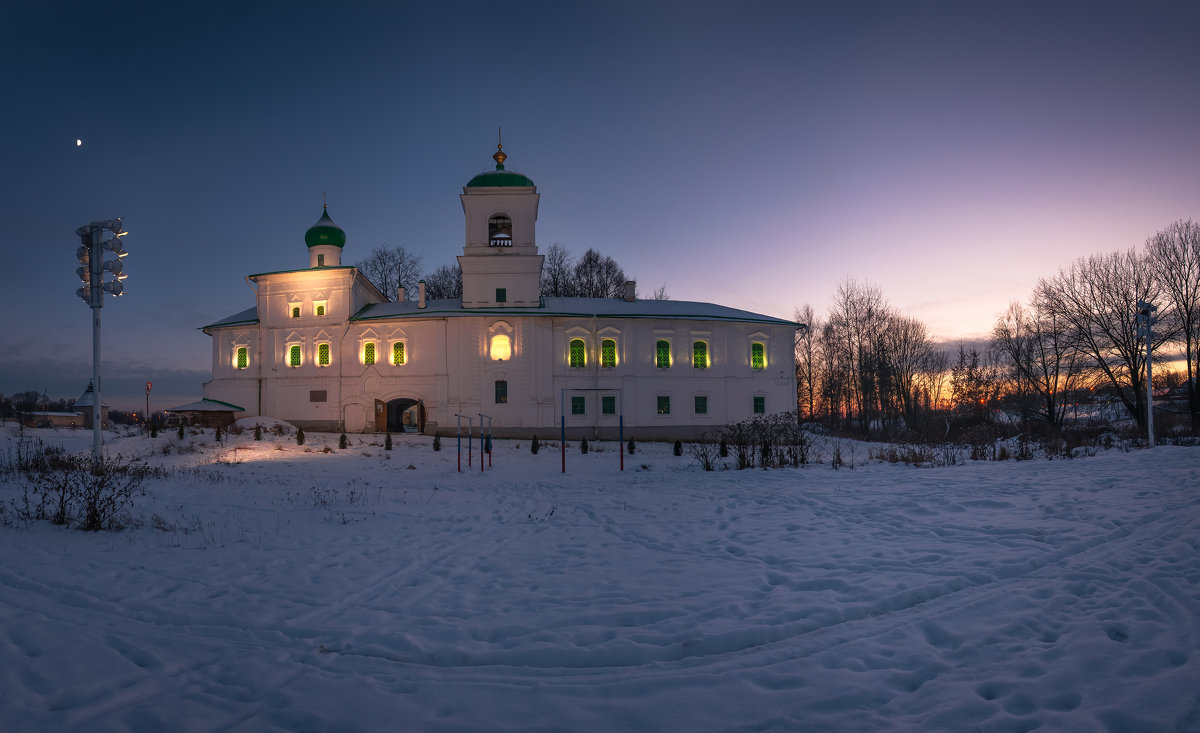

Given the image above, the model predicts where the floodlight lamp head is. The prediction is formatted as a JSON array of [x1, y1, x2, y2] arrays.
[[102, 237, 126, 256], [76, 246, 90, 262], [76, 287, 91, 302], [76, 225, 91, 238], [104, 218, 123, 235], [77, 266, 91, 282], [102, 280, 124, 296], [103, 259, 124, 276]]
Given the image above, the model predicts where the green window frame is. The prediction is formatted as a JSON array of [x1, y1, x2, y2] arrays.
[[496, 287, 507, 303], [751, 342, 765, 370], [569, 338, 586, 368], [571, 395, 586, 415], [602, 395, 616, 415], [655, 340, 670, 369], [694, 395, 708, 414], [693, 341, 708, 369], [316, 304, 325, 317], [236, 346, 248, 370], [291, 306, 300, 318], [364, 342, 376, 366], [753, 395, 765, 414], [393, 341, 406, 365], [495, 380, 508, 404], [601, 339, 616, 368], [288, 344, 301, 367], [317, 343, 330, 366], [657, 395, 670, 415]]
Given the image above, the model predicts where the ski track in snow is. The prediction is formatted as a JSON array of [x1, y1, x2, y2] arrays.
[[1, 430, 1198, 732]]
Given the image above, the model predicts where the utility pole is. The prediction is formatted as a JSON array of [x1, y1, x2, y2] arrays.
[[1136, 300, 1158, 448], [75, 219, 128, 461]]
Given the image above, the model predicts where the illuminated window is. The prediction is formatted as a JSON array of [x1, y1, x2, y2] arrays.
[[695, 395, 708, 414], [496, 287, 506, 303], [753, 396, 765, 414], [569, 338, 586, 368], [571, 396, 586, 415], [751, 342, 765, 370], [495, 380, 508, 404], [656, 340, 670, 368], [314, 301, 327, 317], [657, 396, 670, 415], [317, 343, 331, 366], [601, 339, 616, 368], [392, 341, 406, 365], [363, 342, 376, 366], [490, 334, 511, 360], [235, 346, 248, 370], [693, 341, 708, 369], [316, 305, 325, 316], [488, 214, 513, 246], [288, 344, 301, 367], [290, 305, 301, 319], [602, 395, 616, 415]]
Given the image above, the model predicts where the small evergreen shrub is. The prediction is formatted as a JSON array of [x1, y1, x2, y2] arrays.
[[339, 432, 348, 450], [215, 425, 223, 442], [254, 424, 263, 441], [580, 437, 589, 454], [627, 438, 636, 455], [296, 427, 306, 445], [178, 424, 185, 440], [385, 432, 393, 451], [719, 439, 728, 457], [433, 435, 442, 451], [150, 424, 158, 438], [531, 436, 540, 454], [674, 439, 683, 456]]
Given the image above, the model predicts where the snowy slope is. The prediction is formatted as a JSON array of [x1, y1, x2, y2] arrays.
[[1, 428, 1197, 732]]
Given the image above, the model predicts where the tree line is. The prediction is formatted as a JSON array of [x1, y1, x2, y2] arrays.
[[356, 243, 668, 302], [794, 220, 1199, 439]]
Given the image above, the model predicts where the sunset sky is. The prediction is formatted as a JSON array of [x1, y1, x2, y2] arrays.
[[4, 1, 1199, 410]]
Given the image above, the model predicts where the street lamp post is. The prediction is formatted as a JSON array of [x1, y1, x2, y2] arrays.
[[75, 219, 128, 461]]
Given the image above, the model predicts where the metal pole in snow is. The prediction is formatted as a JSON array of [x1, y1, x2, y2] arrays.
[[561, 414, 566, 474], [456, 414, 461, 472], [620, 414, 624, 471]]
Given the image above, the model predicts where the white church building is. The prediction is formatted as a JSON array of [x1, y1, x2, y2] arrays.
[[200, 146, 798, 438]]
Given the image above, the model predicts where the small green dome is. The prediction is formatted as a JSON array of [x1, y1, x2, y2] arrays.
[[465, 142, 535, 188], [305, 206, 346, 248]]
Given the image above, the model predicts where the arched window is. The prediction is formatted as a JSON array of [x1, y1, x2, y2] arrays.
[[569, 338, 586, 368], [291, 305, 300, 319], [488, 214, 513, 246], [317, 343, 331, 366], [693, 341, 708, 369], [490, 333, 511, 360], [601, 339, 617, 368], [392, 341, 406, 365], [655, 340, 670, 369], [363, 342, 376, 366], [751, 342, 765, 370], [235, 346, 248, 370], [316, 304, 325, 316], [288, 344, 302, 367]]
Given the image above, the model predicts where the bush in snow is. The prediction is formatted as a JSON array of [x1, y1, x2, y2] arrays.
[[254, 424, 263, 441], [339, 433, 348, 450], [385, 432, 392, 451], [18, 454, 151, 531], [580, 437, 588, 454], [627, 438, 635, 455], [531, 436, 540, 454], [433, 435, 441, 451], [296, 427, 305, 446], [673, 440, 683, 456]]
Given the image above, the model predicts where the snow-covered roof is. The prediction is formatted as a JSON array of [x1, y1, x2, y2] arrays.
[[353, 297, 798, 326], [202, 306, 258, 331], [164, 398, 246, 413]]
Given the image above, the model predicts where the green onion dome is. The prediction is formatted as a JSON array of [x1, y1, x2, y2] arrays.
[[304, 206, 346, 248], [465, 143, 535, 188]]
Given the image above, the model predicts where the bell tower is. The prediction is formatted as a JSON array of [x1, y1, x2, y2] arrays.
[[458, 141, 543, 308]]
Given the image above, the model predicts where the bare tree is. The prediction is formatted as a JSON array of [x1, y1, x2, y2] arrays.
[[828, 279, 889, 432], [1145, 219, 1200, 429], [880, 313, 934, 427], [992, 298, 1084, 426], [573, 248, 627, 298], [793, 304, 820, 420], [540, 243, 575, 297], [651, 283, 671, 300], [1035, 249, 1172, 431], [356, 246, 423, 302], [422, 262, 462, 300]]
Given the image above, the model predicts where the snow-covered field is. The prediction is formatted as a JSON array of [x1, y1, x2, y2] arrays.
[[1, 426, 1198, 732]]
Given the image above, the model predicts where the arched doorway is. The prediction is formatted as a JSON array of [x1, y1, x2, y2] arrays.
[[374, 398, 424, 433]]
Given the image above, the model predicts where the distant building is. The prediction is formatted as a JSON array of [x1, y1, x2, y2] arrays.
[[73, 383, 108, 429], [200, 145, 798, 437]]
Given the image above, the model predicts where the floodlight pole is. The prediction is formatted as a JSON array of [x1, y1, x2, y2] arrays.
[[91, 275, 102, 460]]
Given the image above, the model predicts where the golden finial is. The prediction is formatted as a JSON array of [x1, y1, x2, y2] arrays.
[[323, 191, 327, 210], [492, 126, 507, 169]]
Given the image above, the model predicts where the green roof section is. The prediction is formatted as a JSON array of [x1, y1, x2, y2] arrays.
[[304, 206, 346, 248], [465, 169, 536, 188]]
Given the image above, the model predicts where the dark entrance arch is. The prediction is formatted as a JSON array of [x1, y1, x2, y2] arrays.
[[374, 398, 424, 433]]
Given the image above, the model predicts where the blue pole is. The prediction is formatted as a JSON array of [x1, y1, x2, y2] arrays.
[[619, 414, 624, 471], [561, 414, 566, 473]]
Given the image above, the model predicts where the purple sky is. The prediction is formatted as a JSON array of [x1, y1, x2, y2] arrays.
[[4, 1, 1198, 411]]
